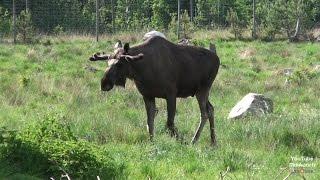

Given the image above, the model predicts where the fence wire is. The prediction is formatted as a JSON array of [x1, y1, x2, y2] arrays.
[[1, 0, 234, 42]]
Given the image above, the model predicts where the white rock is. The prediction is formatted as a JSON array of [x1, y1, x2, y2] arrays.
[[313, 65, 320, 72], [228, 93, 273, 119], [143, 30, 166, 41], [283, 68, 294, 76]]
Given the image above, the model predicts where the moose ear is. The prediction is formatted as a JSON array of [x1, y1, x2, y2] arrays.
[[114, 40, 122, 49], [123, 53, 144, 62], [124, 43, 130, 53]]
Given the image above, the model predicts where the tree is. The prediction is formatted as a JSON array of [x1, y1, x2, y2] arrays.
[[0, 7, 10, 38], [16, 10, 35, 43], [151, 0, 172, 29], [227, 8, 243, 39]]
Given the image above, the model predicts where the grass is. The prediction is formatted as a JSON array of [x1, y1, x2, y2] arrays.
[[0, 32, 320, 179]]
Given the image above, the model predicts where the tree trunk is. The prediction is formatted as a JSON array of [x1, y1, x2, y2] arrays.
[[290, 17, 301, 42]]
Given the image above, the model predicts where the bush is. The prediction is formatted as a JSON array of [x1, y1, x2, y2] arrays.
[[180, 10, 194, 39], [0, 7, 10, 38], [227, 8, 244, 39], [288, 67, 317, 85], [16, 10, 36, 43], [53, 25, 64, 36], [0, 114, 127, 179]]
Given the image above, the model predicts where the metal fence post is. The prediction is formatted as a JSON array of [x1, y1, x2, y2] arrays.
[[177, 0, 180, 39], [252, 0, 257, 39], [96, 0, 99, 42], [111, 0, 115, 33], [13, 0, 16, 43], [190, 0, 193, 22], [26, 0, 29, 11]]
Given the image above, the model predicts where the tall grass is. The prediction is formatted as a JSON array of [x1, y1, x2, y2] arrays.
[[0, 32, 319, 179]]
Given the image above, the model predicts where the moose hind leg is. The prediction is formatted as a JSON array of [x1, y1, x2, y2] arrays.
[[143, 96, 156, 140], [207, 101, 217, 146], [191, 89, 209, 144]]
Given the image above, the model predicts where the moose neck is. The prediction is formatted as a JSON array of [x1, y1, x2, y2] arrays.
[[125, 44, 149, 86]]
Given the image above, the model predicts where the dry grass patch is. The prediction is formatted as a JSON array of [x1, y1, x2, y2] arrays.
[[239, 48, 256, 59]]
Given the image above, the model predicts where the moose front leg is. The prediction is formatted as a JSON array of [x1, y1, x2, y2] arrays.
[[166, 95, 178, 138], [143, 96, 156, 140]]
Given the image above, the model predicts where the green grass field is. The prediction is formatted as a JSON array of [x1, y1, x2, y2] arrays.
[[0, 33, 319, 179]]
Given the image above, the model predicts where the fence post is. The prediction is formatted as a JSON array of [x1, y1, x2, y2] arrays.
[[111, 0, 115, 33], [13, 0, 16, 43], [218, 0, 220, 26], [190, 0, 193, 22], [26, 0, 28, 11], [252, 0, 257, 39], [96, 0, 99, 42], [177, 0, 180, 39]]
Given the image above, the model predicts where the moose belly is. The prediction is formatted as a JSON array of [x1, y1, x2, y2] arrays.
[[177, 90, 196, 97]]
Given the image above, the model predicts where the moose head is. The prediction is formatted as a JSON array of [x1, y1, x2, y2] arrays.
[[89, 41, 144, 91]]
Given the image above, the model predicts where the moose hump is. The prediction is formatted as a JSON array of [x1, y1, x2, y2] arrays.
[[143, 30, 166, 41]]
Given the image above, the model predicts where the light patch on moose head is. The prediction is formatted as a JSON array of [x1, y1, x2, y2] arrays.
[[107, 58, 119, 66]]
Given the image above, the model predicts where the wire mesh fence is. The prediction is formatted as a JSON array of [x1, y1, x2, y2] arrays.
[[0, 0, 235, 42], [1, 0, 319, 43]]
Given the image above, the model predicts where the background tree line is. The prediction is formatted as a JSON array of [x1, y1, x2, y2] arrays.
[[0, 0, 319, 40]]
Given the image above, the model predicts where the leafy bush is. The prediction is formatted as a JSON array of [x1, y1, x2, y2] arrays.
[[288, 67, 317, 85], [16, 10, 36, 43], [227, 8, 244, 39], [180, 10, 194, 39], [53, 25, 64, 36], [0, 7, 10, 38], [0, 114, 127, 179]]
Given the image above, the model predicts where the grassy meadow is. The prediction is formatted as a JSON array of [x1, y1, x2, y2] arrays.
[[0, 32, 320, 179]]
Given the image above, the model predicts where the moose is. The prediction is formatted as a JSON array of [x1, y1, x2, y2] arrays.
[[89, 36, 220, 145]]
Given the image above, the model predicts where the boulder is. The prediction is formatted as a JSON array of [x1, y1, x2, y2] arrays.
[[228, 93, 273, 119]]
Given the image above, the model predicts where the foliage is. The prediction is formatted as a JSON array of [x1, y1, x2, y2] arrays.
[[0, 33, 319, 178], [287, 67, 318, 85], [0, 113, 126, 179], [1, 0, 319, 39], [227, 8, 243, 39], [16, 10, 36, 43], [180, 10, 194, 39], [151, 0, 172, 29], [0, 7, 10, 38], [53, 25, 64, 36]]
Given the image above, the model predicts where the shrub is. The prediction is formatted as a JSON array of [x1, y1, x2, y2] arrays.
[[0, 114, 126, 179], [227, 8, 244, 39], [287, 67, 317, 85], [180, 10, 194, 39], [0, 7, 10, 38], [16, 10, 36, 43], [53, 25, 64, 36]]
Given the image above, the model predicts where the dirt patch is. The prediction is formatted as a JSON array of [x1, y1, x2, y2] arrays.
[[239, 48, 256, 59], [309, 22, 320, 42], [280, 50, 291, 58], [274, 68, 294, 76], [27, 48, 37, 60]]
